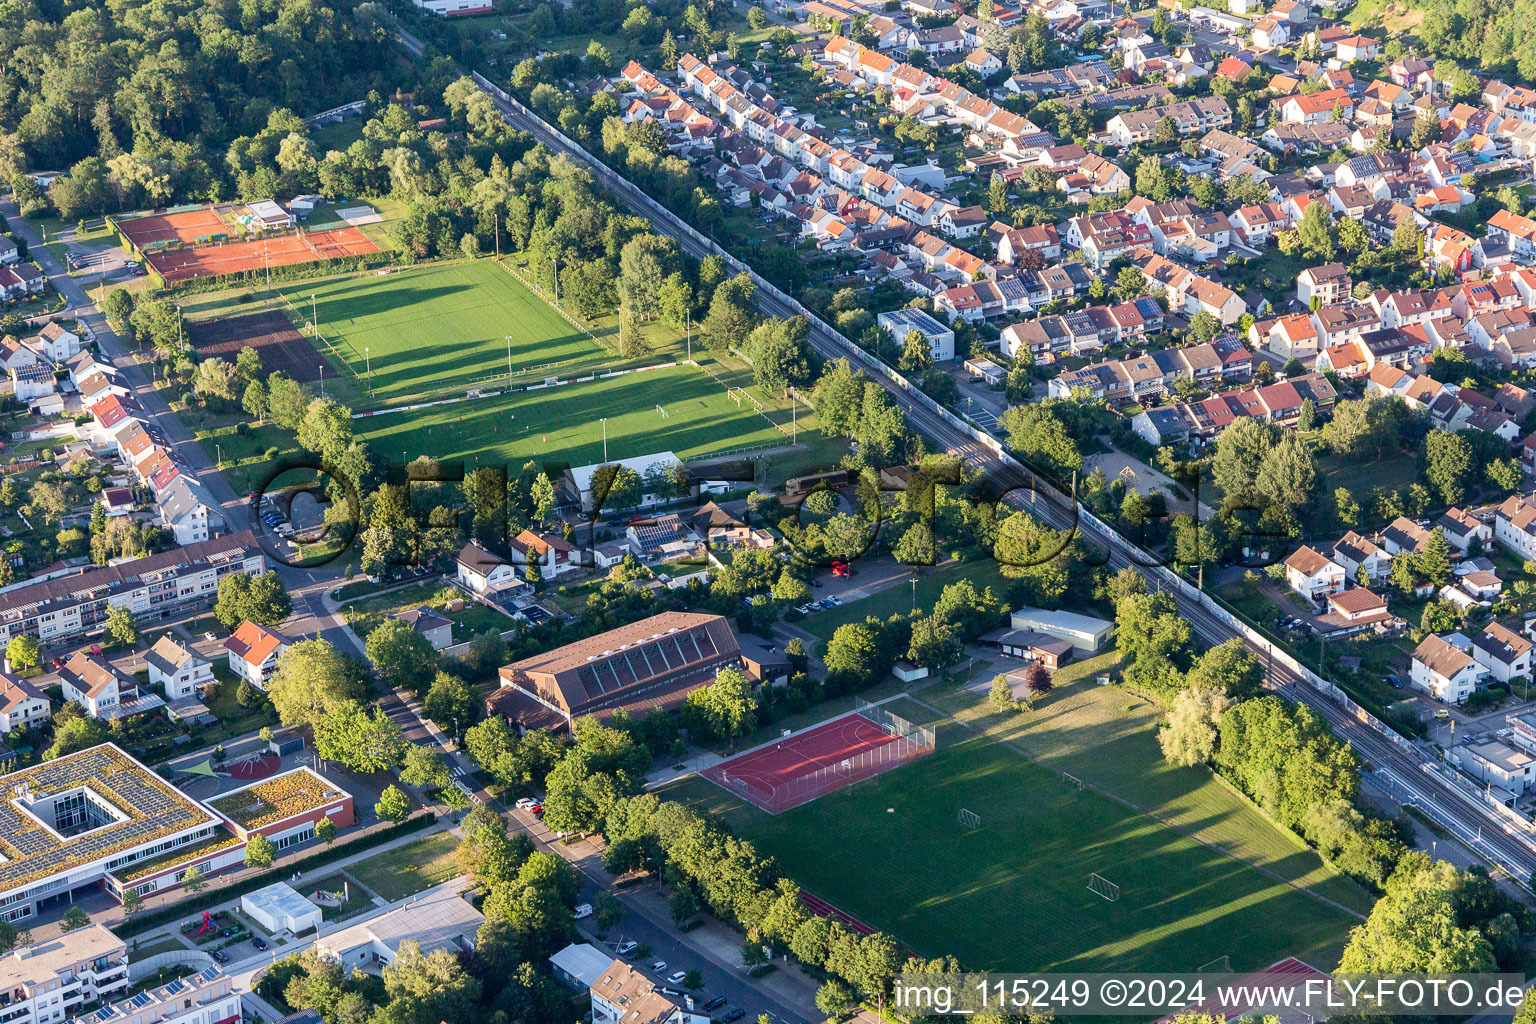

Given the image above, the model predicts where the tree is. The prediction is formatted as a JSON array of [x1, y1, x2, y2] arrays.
[[907, 614, 961, 670], [401, 743, 454, 793], [181, 865, 207, 895], [1339, 859, 1495, 972], [214, 570, 291, 628], [987, 675, 1017, 711], [824, 622, 881, 691], [424, 672, 476, 735], [669, 885, 701, 924], [1297, 199, 1336, 260], [376, 784, 412, 823], [1188, 310, 1220, 342], [1419, 527, 1453, 587], [316, 816, 338, 845], [1158, 686, 1232, 766], [703, 274, 757, 351], [682, 668, 757, 744], [245, 834, 277, 869], [105, 605, 139, 649], [1021, 663, 1052, 702], [120, 889, 144, 918], [817, 980, 859, 1020], [60, 907, 90, 932], [1423, 431, 1473, 505], [314, 702, 407, 773], [46, 715, 108, 760], [366, 618, 439, 695], [898, 329, 933, 373], [6, 635, 39, 671], [267, 639, 367, 727]]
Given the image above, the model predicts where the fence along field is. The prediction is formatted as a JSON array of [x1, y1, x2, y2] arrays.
[[670, 711, 1360, 975], [280, 261, 611, 405]]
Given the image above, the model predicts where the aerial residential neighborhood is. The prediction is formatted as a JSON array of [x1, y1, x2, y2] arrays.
[[9, 0, 1536, 1018]]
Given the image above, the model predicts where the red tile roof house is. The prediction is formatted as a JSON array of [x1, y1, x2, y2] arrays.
[[225, 620, 289, 689]]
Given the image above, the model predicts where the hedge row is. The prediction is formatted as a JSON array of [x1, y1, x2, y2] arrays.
[[115, 813, 436, 938], [158, 252, 396, 296]]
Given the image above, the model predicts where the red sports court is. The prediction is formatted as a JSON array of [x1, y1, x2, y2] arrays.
[[702, 705, 935, 814]]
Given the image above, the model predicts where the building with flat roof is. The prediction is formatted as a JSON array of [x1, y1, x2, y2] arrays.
[[0, 745, 224, 923], [66, 963, 236, 1024], [242, 881, 322, 935], [0, 925, 129, 1024], [1456, 739, 1535, 799], [1008, 608, 1114, 655], [550, 943, 614, 991], [876, 308, 956, 363], [489, 612, 742, 732], [0, 744, 356, 921], [314, 882, 482, 969], [207, 766, 355, 849]]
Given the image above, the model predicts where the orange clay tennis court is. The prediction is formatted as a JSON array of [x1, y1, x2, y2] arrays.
[[117, 208, 232, 247], [146, 228, 379, 283]]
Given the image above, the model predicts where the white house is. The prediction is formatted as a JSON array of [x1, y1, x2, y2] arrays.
[[0, 673, 48, 734], [158, 476, 224, 545], [1411, 633, 1488, 704], [1283, 545, 1346, 603], [1471, 622, 1533, 684], [1495, 494, 1536, 561], [876, 308, 957, 363], [1331, 531, 1391, 583], [225, 620, 288, 688], [145, 635, 213, 699], [1435, 507, 1491, 554], [59, 652, 163, 721], [33, 322, 83, 362], [457, 541, 527, 595]]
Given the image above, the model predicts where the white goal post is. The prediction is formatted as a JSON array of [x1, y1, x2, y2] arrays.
[[957, 808, 981, 830], [1087, 872, 1120, 902]]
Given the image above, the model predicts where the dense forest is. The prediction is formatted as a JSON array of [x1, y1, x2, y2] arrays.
[[0, 0, 398, 203]]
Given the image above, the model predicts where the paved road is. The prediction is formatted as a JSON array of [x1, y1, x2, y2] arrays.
[[444, 55, 1536, 887]]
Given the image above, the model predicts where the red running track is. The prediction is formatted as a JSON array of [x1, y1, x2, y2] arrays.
[[799, 890, 874, 935], [701, 712, 929, 814]]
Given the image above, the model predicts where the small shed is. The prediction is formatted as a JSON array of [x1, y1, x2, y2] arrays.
[[892, 661, 930, 683]]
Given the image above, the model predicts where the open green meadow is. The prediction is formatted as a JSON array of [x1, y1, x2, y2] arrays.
[[283, 260, 609, 404], [355, 362, 790, 468], [665, 686, 1364, 974]]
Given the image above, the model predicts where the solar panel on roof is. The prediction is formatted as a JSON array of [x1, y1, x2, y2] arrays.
[[162, 979, 185, 995], [128, 992, 152, 1009], [196, 965, 220, 983]]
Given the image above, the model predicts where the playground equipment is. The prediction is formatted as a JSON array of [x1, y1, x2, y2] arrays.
[[196, 911, 213, 936]]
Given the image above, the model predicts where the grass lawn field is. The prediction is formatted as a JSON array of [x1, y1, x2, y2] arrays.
[[347, 832, 463, 901], [665, 691, 1363, 973], [340, 578, 517, 641], [356, 362, 791, 468], [284, 260, 610, 405]]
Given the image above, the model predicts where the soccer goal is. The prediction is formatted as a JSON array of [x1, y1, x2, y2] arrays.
[[656, 405, 669, 419], [957, 808, 981, 830], [1087, 873, 1121, 902]]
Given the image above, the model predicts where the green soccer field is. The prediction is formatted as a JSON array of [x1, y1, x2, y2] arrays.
[[282, 260, 608, 404], [355, 363, 790, 469], [665, 711, 1360, 974]]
